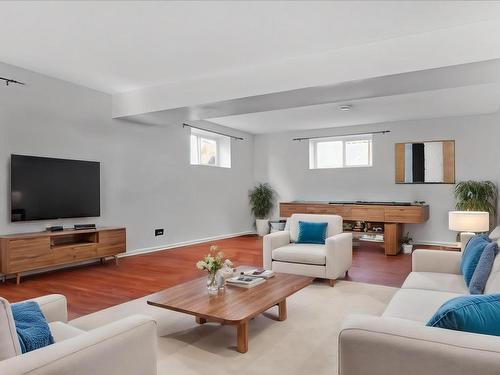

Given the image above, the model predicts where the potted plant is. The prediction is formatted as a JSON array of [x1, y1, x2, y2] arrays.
[[401, 232, 413, 254], [249, 183, 275, 236], [455, 181, 497, 229]]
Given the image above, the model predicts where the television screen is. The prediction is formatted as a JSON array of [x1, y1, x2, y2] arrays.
[[11, 154, 101, 222]]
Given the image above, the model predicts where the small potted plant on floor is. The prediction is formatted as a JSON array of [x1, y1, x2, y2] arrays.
[[249, 183, 275, 236], [401, 232, 413, 254]]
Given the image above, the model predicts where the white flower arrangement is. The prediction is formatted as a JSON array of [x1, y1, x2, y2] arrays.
[[196, 245, 232, 275]]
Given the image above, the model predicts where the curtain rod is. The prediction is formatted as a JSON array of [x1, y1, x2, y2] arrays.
[[182, 123, 244, 140], [292, 130, 390, 141], [0, 76, 25, 86]]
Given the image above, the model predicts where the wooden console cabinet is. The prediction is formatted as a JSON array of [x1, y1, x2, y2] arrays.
[[280, 202, 429, 255], [0, 227, 126, 283]]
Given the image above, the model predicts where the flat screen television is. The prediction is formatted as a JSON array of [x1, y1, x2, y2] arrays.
[[11, 154, 101, 222]]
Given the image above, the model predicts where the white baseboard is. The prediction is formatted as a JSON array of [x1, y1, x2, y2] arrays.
[[120, 230, 256, 258], [413, 240, 460, 247]]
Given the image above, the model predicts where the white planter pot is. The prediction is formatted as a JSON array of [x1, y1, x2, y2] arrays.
[[256, 219, 270, 236], [402, 244, 413, 254]]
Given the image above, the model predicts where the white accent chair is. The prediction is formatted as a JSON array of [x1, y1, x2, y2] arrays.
[[0, 294, 157, 375], [263, 214, 352, 286]]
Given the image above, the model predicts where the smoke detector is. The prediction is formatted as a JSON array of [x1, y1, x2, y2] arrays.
[[338, 104, 352, 111]]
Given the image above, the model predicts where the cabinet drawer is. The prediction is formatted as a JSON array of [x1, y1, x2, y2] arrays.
[[304, 205, 351, 217], [98, 244, 124, 256], [98, 229, 125, 255], [326, 206, 351, 218], [280, 204, 308, 217], [7, 238, 52, 272], [385, 207, 426, 223], [305, 205, 331, 214], [53, 244, 98, 264], [99, 229, 125, 245], [8, 238, 50, 262], [351, 207, 385, 221]]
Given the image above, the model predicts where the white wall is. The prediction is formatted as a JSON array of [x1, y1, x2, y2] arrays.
[[3, 60, 499, 250], [254, 112, 500, 244], [0, 62, 255, 252]]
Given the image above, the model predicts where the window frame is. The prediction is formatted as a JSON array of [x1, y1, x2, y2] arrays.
[[194, 133, 219, 167], [309, 134, 373, 170], [190, 128, 231, 168]]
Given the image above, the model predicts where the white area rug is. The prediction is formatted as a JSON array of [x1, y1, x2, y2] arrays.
[[71, 281, 397, 375]]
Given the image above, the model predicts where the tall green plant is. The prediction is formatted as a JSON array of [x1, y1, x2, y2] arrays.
[[455, 180, 497, 214], [249, 183, 275, 219]]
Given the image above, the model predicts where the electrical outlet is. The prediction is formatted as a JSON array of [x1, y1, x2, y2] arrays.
[[155, 228, 164, 236]]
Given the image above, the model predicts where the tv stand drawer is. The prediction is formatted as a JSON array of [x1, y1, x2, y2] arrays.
[[53, 244, 99, 263], [6, 238, 52, 272]]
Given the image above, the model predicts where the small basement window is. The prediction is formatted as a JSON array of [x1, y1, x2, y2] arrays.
[[309, 134, 372, 169], [190, 128, 231, 168]]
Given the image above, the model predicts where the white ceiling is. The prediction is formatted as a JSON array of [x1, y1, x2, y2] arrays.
[[1, 1, 500, 93], [208, 84, 500, 134]]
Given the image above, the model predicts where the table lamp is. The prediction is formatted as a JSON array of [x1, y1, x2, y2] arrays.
[[449, 211, 489, 250]]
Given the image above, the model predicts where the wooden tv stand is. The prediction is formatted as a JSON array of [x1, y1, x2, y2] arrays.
[[0, 227, 126, 284], [280, 202, 429, 255]]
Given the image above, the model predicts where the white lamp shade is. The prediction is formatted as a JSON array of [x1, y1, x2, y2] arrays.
[[449, 211, 489, 232]]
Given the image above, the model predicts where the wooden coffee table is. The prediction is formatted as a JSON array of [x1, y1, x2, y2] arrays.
[[147, 269, 313, 353]]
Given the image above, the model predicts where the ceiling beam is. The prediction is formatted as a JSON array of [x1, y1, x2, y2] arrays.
[[113, 20, 500, 123]]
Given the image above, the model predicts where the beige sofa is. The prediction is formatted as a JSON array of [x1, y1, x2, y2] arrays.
[[0, 294, 157, 375], [339, 244, 500, 375], [263, 214, 352, 286]]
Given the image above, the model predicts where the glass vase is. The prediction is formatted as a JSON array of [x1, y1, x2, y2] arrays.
[[207, 272, 218, 295]]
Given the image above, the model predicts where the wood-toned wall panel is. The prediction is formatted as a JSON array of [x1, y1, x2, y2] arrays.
[[443, 141, 455, 184], [395, 143, 405, 183]]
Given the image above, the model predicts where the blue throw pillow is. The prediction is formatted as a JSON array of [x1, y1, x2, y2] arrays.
[[470, 242, 499, 294], [460, 234, 491, 286], [11, 301, 54, 353], [296, 221, 328, 244], [427, 294, 500, 336]]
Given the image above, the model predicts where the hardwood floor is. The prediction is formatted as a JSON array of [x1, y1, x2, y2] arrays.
[[0, 234, 446, 319], [346, 241, 411, 287]]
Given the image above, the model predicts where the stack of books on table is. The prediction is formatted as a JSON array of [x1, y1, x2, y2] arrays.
[[226, 269, 275, 288], [242, 269, 275, 279]]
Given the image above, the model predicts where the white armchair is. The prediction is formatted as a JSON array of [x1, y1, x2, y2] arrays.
[[263, 214, 352, 286], [0, 294, 157, 375]]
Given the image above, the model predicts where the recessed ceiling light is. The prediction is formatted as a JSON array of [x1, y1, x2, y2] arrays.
[[338, 104, 352, 111]]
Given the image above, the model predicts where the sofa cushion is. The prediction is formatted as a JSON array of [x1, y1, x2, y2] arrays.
[[296, 221, 328, 244], [0, 297, 21, 360], [11, 301, 55, 354], [489, 225, 500, 240], [484, 245, 500, 293], [272, 244, 326, 265], [383, 288, 462, 323], [402, 272, 468, 294], [48, 322, 85, 343], [287, 214, 342, 243], [470, 242, 498, 294], [427, 294, 500, 336], [461, 234, 491, 286]]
